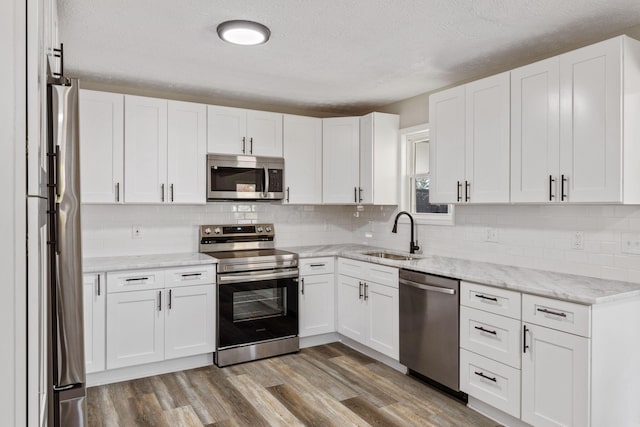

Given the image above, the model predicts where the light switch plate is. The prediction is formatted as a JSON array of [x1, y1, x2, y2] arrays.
[[572, 231, 584, 250], [132, 225, 142, 239], [485, 227, 499, 243], [622, 232, 640, 255]]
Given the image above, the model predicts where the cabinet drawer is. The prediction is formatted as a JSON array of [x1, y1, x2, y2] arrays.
[[522, 294, 591, 337], [338, 257, 365, 279], [300, 257, 335, 276], [366, 263, 398, 288], [461, 282, 521, 319], [165, 265, 216, 288], [107, 269, 164, 293], [460, 306, 521, 369], [460, 349, 521, 419]]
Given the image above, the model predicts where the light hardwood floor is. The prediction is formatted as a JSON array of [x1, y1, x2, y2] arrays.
[[87, 343, 500, 426]]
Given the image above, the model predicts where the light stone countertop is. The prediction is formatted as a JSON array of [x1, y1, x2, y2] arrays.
[[283, 244, 640, 305], [83, 252, 216, 273]]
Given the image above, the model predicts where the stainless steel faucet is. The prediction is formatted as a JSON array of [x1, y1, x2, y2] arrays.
[[392, 211, 420, 254]]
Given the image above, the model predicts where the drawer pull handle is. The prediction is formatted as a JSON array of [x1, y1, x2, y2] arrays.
[[126, 277, 149, 282], [475, 294, 498, 302], [181, 273, 202, 278], [309, 263, 326, 267], [474, 326, 497, 335], [474, 371, 497, 382], [537, 308, 567, 317]]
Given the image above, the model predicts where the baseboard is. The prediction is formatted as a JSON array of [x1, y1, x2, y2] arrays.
[[300, 332, 340, 348], [86, 353, 214, 387], [337, 335, 406, 373], [467, 396, 531, 427]]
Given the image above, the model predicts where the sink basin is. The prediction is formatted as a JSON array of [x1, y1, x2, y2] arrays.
[[362, 251, 418, 261]]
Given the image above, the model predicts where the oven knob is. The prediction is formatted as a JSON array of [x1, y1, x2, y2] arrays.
[[214, 227, 221, 234], [257, 226, 263, 232], [204, 227, 211, 235], [265, 226, 272, 232]]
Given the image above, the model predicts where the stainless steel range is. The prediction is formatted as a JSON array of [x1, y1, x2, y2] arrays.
[[199, 224, 299, 367]]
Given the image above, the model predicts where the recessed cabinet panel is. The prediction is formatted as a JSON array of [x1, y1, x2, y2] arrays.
[[167, 101, 207, 204], [299, 274, 335, 337], [124, 95, 168, 203], [559, 37, 622, 203], [79, 90, 124, 204], [365, 282, 399, 359], [337, 274, 365, 341], [83, 273, 106, 373], [165, 285, 215, 359], [429, 86, 466, 204], [283, 115, 323, 204], [207, 105, 247, 155], [322, 117, 360, 204], [465, 72, 511, 203], [246, 110, 283, 157], [511, 57, 560, 203]]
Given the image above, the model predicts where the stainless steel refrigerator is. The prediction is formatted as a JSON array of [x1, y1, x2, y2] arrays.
[[42, 77, 86, 426]]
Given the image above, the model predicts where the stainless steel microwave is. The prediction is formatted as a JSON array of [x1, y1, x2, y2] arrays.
[[207, 154, 284, 201]]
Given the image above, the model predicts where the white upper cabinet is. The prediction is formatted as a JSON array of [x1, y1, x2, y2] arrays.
[[359, 112, 399, 205], [124, 95, 168, 203], [207, 106, 283, 157], [511, 57, 560, 203], [283, 114, 323, 204], [322, 117, 360, 204], [429, 73, 510, 204], [167, 101, 207, 204], [79, 90, 124, 203], [464, 72, 511, 203], [559, 37, 622, 203], [429, 86, 466, 204]]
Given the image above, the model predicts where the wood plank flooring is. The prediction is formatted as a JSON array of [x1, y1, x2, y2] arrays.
[[87, 343, 500, 427]]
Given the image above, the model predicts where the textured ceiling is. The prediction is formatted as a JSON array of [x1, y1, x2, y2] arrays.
[[59, 0, 640, 114]]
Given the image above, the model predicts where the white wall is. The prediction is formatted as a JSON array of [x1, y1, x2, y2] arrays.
[[82, 203, 358, 257], [1, 0, 27, 425], [352, 204, 640, 283]]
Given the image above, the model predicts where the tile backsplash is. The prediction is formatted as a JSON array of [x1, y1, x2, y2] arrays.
[[83, 202, 640, 283]]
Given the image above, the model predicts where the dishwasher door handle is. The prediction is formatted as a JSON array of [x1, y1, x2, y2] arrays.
[[399, 278, 456, 295]]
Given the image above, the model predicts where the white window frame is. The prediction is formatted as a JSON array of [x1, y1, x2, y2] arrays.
[[398, 123, 454, 226]]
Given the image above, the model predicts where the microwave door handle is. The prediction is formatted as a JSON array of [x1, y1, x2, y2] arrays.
[[263, 166, 269, 196]]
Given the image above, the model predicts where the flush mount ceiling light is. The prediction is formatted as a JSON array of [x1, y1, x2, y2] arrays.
[[217, 20, 271, 46]]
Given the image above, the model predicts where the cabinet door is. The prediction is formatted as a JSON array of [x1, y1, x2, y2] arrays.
[[337, 275, 365, 343], [299, 274, 335, 337], [359, 113, 399, 205], [79, 90, 124, 203], [429, 86, 465, 203], [165, 285, 215, 359], [83, 273, 106, 373], [246, 110, 283, 157], [106, 289, 165, 369], [560, 37, 622, 203], [207, 105, 247, 155], [124, 95, 168, 203], [465, 72, 511, 203], [283, 115, 322, 204], [521, 323, 590, 427], [511, 57, 560, 203], [364, 282, 399, 359], [167, 101, 206, 204], [322, 117, 360, 204]]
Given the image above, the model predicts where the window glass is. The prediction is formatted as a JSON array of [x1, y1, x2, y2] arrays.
[[409, 137, 449, 215]]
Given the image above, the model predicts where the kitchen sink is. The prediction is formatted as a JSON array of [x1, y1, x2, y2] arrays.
[[362, 251, 419, 261]]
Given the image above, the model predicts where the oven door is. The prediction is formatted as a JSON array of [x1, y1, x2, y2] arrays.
[[217, 268, 298, 349]]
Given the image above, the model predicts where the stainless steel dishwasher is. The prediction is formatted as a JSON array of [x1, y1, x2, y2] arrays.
[[399, 269, 464, 399]]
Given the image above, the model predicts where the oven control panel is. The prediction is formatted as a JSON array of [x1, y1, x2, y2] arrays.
[[199, 224, 275, 247]]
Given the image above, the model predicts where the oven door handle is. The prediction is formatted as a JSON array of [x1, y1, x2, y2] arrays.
[[218, 269, 299, 284]]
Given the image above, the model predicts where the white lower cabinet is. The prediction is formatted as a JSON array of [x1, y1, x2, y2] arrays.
[[102, 265, 216, 371], [165, 285, 216, 359], [460, 349, 521, 418], [337, 258, 399, 360], [521, 323, 589, 427], [299, 257, 336, 337], [83, 273, 106, 373], [106, 289, 165, 369]]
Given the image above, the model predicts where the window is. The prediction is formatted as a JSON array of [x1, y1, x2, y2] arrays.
[[399, 124, 454, 225]]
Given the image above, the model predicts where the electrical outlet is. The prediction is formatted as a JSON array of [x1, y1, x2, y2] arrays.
[[485, 227, 499, 243], [621, 233, 640, 255], [572, 231, 584, 250], [132, 225, 143, 239]]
